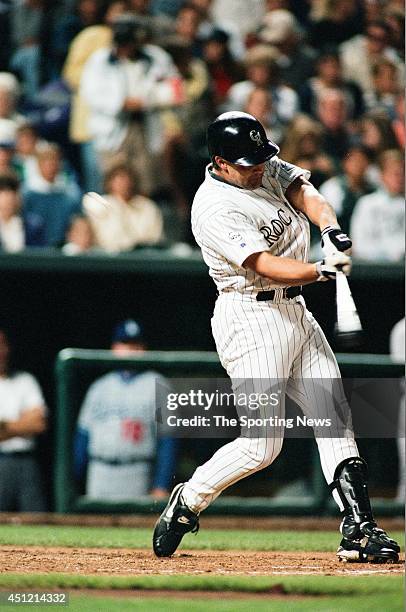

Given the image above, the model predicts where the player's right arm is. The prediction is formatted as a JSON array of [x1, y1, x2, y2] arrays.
[[244, 252, 318, 286], [244, 251, 351, 285]]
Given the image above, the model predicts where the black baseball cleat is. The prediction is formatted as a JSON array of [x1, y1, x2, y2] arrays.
[[153, 483, 199, 557], [337, 517, 400, 563]]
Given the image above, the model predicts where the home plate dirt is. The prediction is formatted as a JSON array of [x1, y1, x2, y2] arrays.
[[0, 547, 403, 576]]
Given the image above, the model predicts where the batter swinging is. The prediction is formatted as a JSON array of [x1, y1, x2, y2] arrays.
[[153, 112, 400, 563]]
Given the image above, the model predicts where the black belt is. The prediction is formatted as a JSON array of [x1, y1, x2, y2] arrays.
[[256, 286, 302, 302]]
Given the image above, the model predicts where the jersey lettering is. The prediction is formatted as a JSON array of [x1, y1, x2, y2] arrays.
[[260, 209, 292, 247], [121, 419, 144, 443]]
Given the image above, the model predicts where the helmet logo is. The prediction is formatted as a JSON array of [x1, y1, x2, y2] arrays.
[[250, 130, 263, 147]]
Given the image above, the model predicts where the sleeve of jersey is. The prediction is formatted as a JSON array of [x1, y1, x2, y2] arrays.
[[265, 157, 311, 195], [203, 208, 270, 268], [21, 374, 47, 414]]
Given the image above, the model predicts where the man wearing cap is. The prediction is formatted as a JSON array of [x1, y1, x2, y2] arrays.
[[74, 319, 177, 500], [80, 13, 183, 196]]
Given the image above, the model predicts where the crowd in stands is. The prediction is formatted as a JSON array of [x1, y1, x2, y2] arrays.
[[0, 0, 403, 260]]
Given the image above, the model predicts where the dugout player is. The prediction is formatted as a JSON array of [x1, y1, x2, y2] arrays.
[[74, 320, 177, 500], [153, 112, 400, 563]]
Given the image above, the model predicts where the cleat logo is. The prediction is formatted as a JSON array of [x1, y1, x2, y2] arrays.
[[177, 516, 190, 525]]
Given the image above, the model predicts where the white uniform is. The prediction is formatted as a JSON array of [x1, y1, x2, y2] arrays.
[[182, 159, 359, 513]]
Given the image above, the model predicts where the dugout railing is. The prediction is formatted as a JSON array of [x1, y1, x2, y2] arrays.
[[54, 349, 404, 516]]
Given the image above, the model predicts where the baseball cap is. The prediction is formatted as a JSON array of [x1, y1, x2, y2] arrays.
[[112, 319, 144, 344]]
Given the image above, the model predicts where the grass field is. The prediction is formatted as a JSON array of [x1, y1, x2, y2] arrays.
[[0, 524, 403, 611]]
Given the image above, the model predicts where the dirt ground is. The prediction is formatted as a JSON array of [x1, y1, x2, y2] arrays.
[[1, 546, 403, 577]]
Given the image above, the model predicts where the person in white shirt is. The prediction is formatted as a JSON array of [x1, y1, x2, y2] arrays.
[[340, 21, 403, 96], [83, 162, 163, 252], [80, 13, 183, 196], [0, 174, 45, 251], [0, 328, 47, 511], [350, 149, 405, 262]]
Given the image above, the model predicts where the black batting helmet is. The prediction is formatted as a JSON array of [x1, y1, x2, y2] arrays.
[[207, 111, 279, 167]]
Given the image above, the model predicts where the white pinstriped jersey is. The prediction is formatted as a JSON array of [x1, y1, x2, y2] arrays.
[[182, 154, 361, 516], [191, 158, 311, 294]]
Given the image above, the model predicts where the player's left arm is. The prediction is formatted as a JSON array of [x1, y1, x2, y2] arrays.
[[285, 176, 352, 255]]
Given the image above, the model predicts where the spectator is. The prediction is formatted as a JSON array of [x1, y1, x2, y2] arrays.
[[173, 3, 204, 57], [210, 0, 266, 39], [83, 163, 163, 252], [0, 120, 18, 176], [63, 0, 128, 192], [225, 45, 298, 124], [162, 37, 213, 229], [22, 144, 81, 247], [201, 28, 244, 109], [309, 0, 363, 49], [127, 0, 175, 45], [319, 145, 374, 235], [350, 149, 404, 261], [0, 328, 47, 511], [23, 142, 81, 202], [300, 48, 364, 120], [13, 124, 47, 183], [0, 73, 23, 127], [316, 88, 352, 163], [391, 92, 405, 149], [280, 113, 335, 188], [340, 20, 403, 95], [74, 319, 177, 500], [51, 0, 104, 74], [364, 57, 402, 114], [191, 0, 245, 60], [360, 110, 400, 184], [244, 86, 284, 145], [0, 174, 45, 251], [9, 0, 46, 99], [62, 214, 97, 255], [80, 13, 182, 196], [384, 6, 404, 60], [257, 9, 317, 91]]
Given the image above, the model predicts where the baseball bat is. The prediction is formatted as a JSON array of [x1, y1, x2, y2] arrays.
[[335, 272, 363, 349]]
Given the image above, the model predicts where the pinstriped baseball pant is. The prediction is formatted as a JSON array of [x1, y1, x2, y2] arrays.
[[182, 294, 359, 513]]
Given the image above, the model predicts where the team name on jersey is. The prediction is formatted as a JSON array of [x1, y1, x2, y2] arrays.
[[259, 208, 292, 247]]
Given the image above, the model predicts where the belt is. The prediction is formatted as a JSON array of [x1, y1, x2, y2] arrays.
[[256, 286, 302, 302]]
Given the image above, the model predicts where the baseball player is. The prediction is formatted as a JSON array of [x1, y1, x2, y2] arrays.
[[74, 320, 177, 500], [153, 112, 400, 563]]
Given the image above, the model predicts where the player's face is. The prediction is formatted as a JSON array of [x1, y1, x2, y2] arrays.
[[216, 158, 266, 190]]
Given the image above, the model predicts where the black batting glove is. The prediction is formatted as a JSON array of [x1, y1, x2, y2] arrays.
[[321, 226, 352, 256]]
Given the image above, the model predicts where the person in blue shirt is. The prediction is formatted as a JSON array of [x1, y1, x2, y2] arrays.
[[74, 319, 177, 501]]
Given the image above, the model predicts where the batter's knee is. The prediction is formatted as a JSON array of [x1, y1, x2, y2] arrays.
[[243, 437, 284, 471]]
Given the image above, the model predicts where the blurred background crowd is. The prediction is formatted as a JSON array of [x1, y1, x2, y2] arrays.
[[0, 0, 404, 259]]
